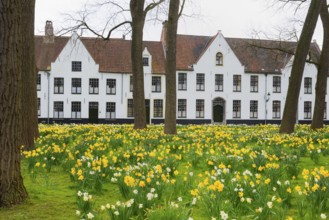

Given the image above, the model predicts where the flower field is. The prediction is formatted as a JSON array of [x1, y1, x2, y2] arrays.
[[17, 124, 329, 219]]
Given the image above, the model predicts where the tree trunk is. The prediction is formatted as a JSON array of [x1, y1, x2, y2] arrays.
[[279, 0, 322, 134], [20, 0, 39, 150], [130, 0, 147, 129], [164, 0, 180, 135], [0, 1, 28, 206], [311, 0, 329, 130]]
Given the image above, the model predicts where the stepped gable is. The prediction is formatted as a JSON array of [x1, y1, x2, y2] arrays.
[[34, 36, 69, 71], [226, 38, 321, 74], [176, 34, 213, 71], [81, 38, 165, 74]]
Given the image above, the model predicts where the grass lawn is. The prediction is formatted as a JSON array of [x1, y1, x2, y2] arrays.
[[1, 124, 329, 220]]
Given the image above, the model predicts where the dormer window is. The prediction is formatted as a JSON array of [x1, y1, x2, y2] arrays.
[[143, 57, 149, 66], [216, 52, 223, 66], [72, 61, 82, 72]]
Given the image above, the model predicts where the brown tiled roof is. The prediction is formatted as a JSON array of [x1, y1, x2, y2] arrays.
[[35, 36, 165, 74], [81, 38, 165, 74], [176, 35, 213, 71], [35, 36, 69, 71], [226, 38, 320, 74]]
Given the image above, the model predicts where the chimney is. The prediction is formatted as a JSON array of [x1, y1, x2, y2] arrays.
[[43, 20, 54, 43], [122, 34, 126, 40], [161, 20, 168, 50]]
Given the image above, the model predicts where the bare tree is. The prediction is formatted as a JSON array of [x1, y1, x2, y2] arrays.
[[279, 0, 322, 134], [20, 0, 39, 150], [311, 0, 329, 130], [164, 0, 185, 134], [0, 0, 28, 206]]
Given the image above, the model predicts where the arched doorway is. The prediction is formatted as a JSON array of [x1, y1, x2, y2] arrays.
[[213, 97, 225, 123]]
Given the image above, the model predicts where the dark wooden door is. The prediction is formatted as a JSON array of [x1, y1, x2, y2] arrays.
[[89, 102, 99, 123], [213, 105, 224, 123], [145, 100, 150, 124]]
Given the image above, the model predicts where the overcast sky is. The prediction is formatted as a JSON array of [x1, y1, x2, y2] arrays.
[[35, 0, 324, 46]]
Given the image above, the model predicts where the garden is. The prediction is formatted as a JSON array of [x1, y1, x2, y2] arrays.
[[1, 124, 329, 220]]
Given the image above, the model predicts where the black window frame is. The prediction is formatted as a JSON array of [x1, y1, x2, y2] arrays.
[[196, 73, 205, 91], [272, 100, 281, 119], [196, 99, 205, 118], [178, 99, 187, 118], [153, 99, 163, 118], [250, 75, 258, 93], [215, 74, 223, 92], [273, 76, 281, 93], [143, 57, 149, 66], [130, 75, 133, 92], [106, 102, 116, 119], [54, 78, 64, 94], [106, 79, 116, 95], [72, 61, 82, 72], [233, 100, 241, 118], [216, 52, 223, 66], [250, 100, 258, 119], [178, 73, 187, 91], [127, 99, 134, 117], [152, 76, 161, 93], [233, 75, 241, 92], [37, 98, 41, 116], [89, 78, 99, 94], [71, 101, 81, 119], [304, 101, 312, 119], [71, 78, 81, 94], [304, 77, 312, 94], [53, 101, 64, 119], [37, 74, 41, 91]]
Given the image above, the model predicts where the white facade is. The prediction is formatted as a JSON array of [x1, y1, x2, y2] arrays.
[[37, 32, 326, 124]]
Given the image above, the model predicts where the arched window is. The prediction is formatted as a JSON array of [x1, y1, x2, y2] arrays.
[[216, 52, 223, 66]]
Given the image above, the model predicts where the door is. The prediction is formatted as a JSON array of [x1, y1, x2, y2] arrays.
[[145, 99, 150, 124], [213, 105, 224, 123], [89, 102, 99, 123]]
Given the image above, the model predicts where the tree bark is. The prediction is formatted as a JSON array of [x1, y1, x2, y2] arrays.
[[311, 0, 329, 130], [130, 0, 147, 129], [279, 0, 322, 134], [20, 0, 39, 150], [0, 0, 28, 206], [164, 0, 180, 134]]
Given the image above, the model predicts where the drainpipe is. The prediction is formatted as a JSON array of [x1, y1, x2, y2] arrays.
[[46, 71, 51, 124], [265, 73, 268, 124]]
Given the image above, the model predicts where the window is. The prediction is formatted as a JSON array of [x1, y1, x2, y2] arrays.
[[72, 61, 82, 72], [152, 76, 161, 92], [106, 102, 116, 119], [127, 99, 134, 117], [107, 79, 116, 95], [216, 52, 223, 66], [178, 99, 187, 118], [154, 99, 163, 118], [71, 78, 81, 94], [71, 102, 81, 119], [130, 76, 133, 92], [178, 73, 187, 90], [233, 100, 241, 118], [37, 98, 41, 116], [37, 74, 41, 91], [273, 76, 281, 93], [304, 101, 312, 119], [272, 101, 281, 119], [54, 78, 64, 94], [196, 99, 204, 118], [196, 73, 205, 91], [250, 100, 258, 118], [233, 75, 241, 92], [143, 57, 149, 66], [304, 77, 312, 94], [53, 101, 64, 119], [250, 75, 258, 92], [325, 102, 327, 119], [89, 78, 99, 94], [215, 74, 223, 91]]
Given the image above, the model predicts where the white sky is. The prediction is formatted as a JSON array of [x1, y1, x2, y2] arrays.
[[35, 0, 324, 46]]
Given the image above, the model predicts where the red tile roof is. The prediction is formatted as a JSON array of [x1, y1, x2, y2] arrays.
[[34, 34, 320, 74]]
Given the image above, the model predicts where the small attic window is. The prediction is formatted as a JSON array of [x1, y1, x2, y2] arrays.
[[143, 57, 149, 66], [72, 61, 82, 72], [216, 52, 223, 66]]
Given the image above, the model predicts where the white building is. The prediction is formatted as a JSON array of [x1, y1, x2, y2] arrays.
[[36, 21, 324, 125]]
